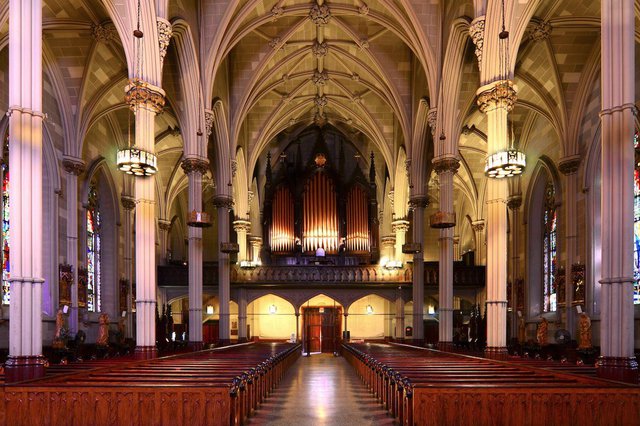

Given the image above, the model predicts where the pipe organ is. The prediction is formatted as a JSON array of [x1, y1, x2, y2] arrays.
[[303, 172, 339, 252], [262, 140, 379, 264], [270, 186, 295, 252], [346, 186, 370, 252]]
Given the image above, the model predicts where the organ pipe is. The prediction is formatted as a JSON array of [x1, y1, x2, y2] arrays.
[[346, 186, 370, 252], [271, 187, 294, 252]]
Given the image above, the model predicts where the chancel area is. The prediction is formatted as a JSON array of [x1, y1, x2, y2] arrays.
[[0, 0, 640, 425]]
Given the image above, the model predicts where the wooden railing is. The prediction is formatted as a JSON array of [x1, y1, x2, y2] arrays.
[[157, 262, 485, 288]]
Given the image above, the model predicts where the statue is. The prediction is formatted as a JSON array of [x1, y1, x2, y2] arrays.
[[52, 308, 67, 349], [536, 317, 548, 346], [518, 316, 526, 343], [96, 313, 110, 347], [578, 312, 592, 349]]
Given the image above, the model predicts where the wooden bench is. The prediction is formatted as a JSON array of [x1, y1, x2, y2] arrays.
[[0, 342, 300, 426], [343, 342, 640, 426]]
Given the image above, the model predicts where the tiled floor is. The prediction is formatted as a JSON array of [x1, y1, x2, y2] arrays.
[[247, 353, 396, 426]]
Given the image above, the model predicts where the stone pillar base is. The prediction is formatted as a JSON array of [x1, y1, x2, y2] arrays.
[[484, 346, 509, 360], [4, 355, 47, 383], [134, 346, 158, 360], [237, 337, 249, 343], [437, 341, 454, 352], [188, 341, 204, 351], [596, 356, 639, 384], [218, 339, 231, 346]]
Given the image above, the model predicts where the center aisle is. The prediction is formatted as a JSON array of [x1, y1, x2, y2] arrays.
[[247, 353, 395, 426]]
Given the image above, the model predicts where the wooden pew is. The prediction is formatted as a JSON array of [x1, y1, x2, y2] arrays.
[[343, 342, 640, 426], [0, 342, 300, 426]]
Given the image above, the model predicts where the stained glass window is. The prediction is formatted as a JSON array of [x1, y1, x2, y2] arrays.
[[543, 181, 557, 312], [633, 132, 640, 304], [1, 148, 9, 305], [87, 179, 101, 312]]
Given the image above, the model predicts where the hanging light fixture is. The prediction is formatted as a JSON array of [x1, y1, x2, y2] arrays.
[[117, 0, 158, 177], [366, 304, 374, 315], [484, 0, 525, 179]]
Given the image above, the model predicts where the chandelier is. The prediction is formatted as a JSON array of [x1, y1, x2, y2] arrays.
[[484, 0, 525, 179], [116, 0, 158, 177]]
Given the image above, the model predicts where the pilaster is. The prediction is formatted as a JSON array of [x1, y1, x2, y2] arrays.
[[213, 194, 234, 345]]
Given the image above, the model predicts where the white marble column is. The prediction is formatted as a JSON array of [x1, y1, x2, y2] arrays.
[[233, 219, 251, 263], [238, 287, 248, 342], [214, 195, 233, 344], [559, 157, 581, 335], [507, 195, 522, 340], [5, 0, 46, 382], [391, 219, 410, 263], [126, 81, 165, 359], [598, 0, 637, 383], [433, 157, 459, 350], [249, 236, 262, 264], [380, 235, 396, 262], [182, 157, 208, 349], [62, 157, 85, 335], [477, 81, 515, 359], [409, 197, 428, 343], [471, 220, 486, 265], [121, 196, 135, 339]]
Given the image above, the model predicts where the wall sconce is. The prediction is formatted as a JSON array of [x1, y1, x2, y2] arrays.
[[269, 304, 277, 315], [427, 305, 435, 315], [366, 304, 374, 315], [206, 305, 214, 315]]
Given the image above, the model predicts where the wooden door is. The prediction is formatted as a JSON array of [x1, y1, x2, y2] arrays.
[[320, 307, 342, 353], [304, 308, 322, 353]]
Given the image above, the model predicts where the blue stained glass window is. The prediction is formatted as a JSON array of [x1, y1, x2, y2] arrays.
[[1, 158, 9, 306], [87, 179, 101, 312], [633, 132, 640, 304], [543, 181, 557, 312]]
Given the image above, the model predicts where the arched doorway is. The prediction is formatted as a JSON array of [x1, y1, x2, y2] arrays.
[[300, 294, 342, 354]]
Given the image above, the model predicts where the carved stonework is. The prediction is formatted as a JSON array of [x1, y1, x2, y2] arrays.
[[309, 3, 331, 26], [158, 219, 171, 232], [121, 196, 136, 211], [62, 157, 86, 176], [477, 81, 517, 113], [248, 190, 255, 205], [204, 109, 214, 137], [471, 220, 485, 233], [91, 23, 116, 44], [181, 158, 209, 175], [359, 39, 370, 49], [312, 41, 329, 58], [469, 17, 485, 69], [314, 95, 328, 108], [157, 18, 173, 66], [314, 111, 326, 127], [391, 219, 410, 233], [432, 157, 460, 175], [405, 159, 411, 177], [125, 79, 166, 113], [312, 70, 329, 86], [380, 235, 396, 248], [559, 156, 581, 175], [58, 264, 73, 308], [271, 5, 284, 20], [233, 219, 251, 233], [269, 37, 283, 50], [427, 109, 437, 137], [529, 20, 551, 42], [507, 195, 523, 210], [359, 4, 370, 15], [409, 196, 429, 210], [231, 160, 238, 178], [213, 195, 234, 210]]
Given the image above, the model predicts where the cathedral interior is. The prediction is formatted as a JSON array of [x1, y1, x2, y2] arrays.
[[0, 0, 639, 424]]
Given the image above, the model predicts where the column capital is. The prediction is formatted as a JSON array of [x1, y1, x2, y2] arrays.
[[409, 196, 429, 210], [158, 218, 171, 232], [157, 18, 173, 66], [380, 235, 396, 248], [181, 157, 209, 175], [233, 219, 251, 233], [91, 23, 117, 44], [391, 219, 410, 233], [213, 194, 234, 210], [125, 79, 165, 113], [506, 195, 522, 210], [558, 155, 581, 175], [121, 196, 136, 211], [432, 156, 460, 174], [476, 80, 517, 113], [471, 219, 485, 232], [469, 16, 485, 69], [248, 235, 263, 245], [204, 109, 215, 137], [61, 156, 86, 176], [528, 19, 552, 42], [427, 108, 437, 137]]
